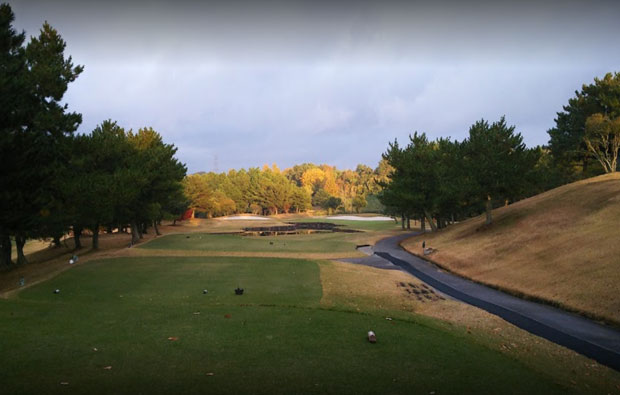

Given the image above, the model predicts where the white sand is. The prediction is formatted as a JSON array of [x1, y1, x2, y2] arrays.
[[220, 215, 270, 220], [326, 215, 394, 221]]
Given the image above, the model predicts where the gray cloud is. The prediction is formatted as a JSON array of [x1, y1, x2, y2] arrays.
[[7, 0, 620, 172]]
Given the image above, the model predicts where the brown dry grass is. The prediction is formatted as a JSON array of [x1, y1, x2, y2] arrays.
[[10, 238, 52, 257], [402, 173, 620, 325], [319, 260, 620, 392]]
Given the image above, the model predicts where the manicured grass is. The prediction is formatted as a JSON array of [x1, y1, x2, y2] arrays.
[[0, 256, 575, 394], [138, 233, 359, 253]]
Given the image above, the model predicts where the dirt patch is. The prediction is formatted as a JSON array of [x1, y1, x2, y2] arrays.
[[396, 281, 445, 302]]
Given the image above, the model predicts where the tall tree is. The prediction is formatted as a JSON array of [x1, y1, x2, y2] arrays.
[[1, 4, 82, 266], [352, 194, 367, 213], [379, 135, 437, 230], [127, 127, 187, 241], [463, 117, 533, 225], [69, 120, 134, 249], [434, 137, 467, 227], [583, 113, 620, 173], [547, 72, 620, 178]]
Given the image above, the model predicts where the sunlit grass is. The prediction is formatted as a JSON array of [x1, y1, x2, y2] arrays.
[[402, 173, 620, 325]]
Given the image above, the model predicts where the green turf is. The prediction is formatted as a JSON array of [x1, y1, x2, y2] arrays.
[[138, 232, 359, 253], [293, 217, 403, 231], [0, 256, 575, 394]]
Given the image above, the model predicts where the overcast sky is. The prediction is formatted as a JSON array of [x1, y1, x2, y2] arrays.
[[8, 0, 620, 173]]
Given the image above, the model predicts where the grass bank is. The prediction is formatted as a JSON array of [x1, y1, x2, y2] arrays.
[[402, 173, 620, 325]]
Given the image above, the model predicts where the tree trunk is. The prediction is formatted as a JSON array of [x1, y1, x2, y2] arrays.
[[15, 234, 27, 265], [73, 226, 83, 250], [52, 234, 62, 248], [423, 210, 438, 232], [153, 220, 161, 236], [485, 196, 493, 225], [406, 216, 411, 229], [131, 220, 140, 245], [92, 224, 100, 250], [401, 213, 405, 229], [172, 219, 177, 226], [0, 233, 12, 268], [421, 215, 426, 232], [141, 222, 148, 235]]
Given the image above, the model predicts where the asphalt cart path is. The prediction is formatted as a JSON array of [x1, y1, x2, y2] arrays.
[[342, 232, 620, 371]]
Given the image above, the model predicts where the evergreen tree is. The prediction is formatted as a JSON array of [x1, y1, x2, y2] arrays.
[[463, 117, 534, 225], [0, 5, 82, 265], [547, 72, 620, 179]]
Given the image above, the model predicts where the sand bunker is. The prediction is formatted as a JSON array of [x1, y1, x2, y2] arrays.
[[327, 215, 394, 221], [221, 215, 270, 220]]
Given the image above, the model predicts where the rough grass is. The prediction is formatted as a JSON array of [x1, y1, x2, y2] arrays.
[[320, 261, 620, 393], [0, 256, 591, 394], [401, 173, 620, 325]]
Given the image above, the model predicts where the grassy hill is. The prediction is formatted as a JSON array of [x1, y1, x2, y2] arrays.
[[402, 173, 620, 325]]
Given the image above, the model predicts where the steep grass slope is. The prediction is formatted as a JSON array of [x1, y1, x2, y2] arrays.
[[402, 173, 620, 325]]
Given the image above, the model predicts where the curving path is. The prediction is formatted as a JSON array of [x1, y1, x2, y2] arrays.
[[342, 232, 620, 371]]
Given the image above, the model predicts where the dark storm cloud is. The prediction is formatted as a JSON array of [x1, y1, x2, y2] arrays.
[[7, 0, 620, 172]]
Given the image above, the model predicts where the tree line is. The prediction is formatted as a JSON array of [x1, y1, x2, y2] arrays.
[[0, 5, 186, 268], [184, 162, 392, 218], [548, 72, 620, 178], [380, 72, 620, 229]]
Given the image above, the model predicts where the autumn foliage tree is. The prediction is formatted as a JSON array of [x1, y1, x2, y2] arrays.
[[183, 160, 389, 218]]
